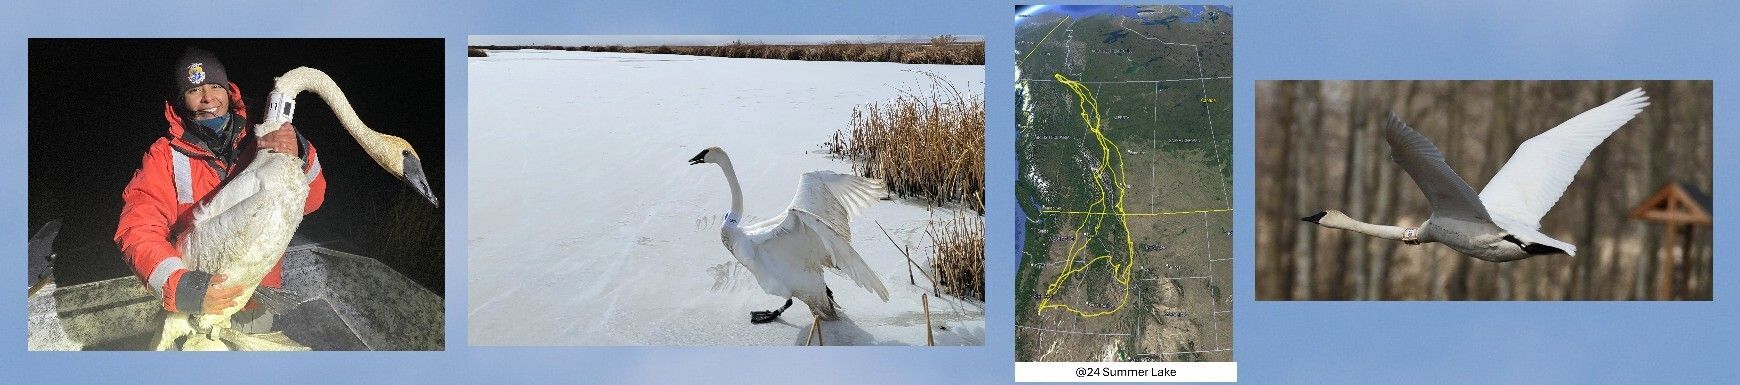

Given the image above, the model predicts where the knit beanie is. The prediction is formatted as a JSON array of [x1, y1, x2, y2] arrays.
[[173, 47, 230, 93]]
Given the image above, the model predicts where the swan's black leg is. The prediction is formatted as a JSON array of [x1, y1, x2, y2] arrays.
[[824, 286, 840, 314], [750, 298, 793, 324]]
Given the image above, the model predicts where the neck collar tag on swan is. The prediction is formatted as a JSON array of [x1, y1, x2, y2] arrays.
[[265, 90, 297, 123], [1402, 227, 1422, 245], [723, 213, 741, 226]]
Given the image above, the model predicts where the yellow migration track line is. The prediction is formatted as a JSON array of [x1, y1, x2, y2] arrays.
[[1042, 208, 1233, 216], [1037, 73, 1138, 319], [1018, 16, 1071, 67]]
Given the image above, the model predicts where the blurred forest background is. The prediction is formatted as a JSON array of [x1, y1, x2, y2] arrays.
[[1256, 81, 1712, 300]]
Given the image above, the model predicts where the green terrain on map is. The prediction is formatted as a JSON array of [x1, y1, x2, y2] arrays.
[[1015, 5, 1233, 362]]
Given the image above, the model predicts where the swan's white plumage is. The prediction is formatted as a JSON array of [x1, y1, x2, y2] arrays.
[[154, 67, 427, 351], [177, 152, 308, 318], [744, 172, 891, 302], [1479, 88, 1649, 237], [1383, 114, 1491, 223], [262, 67, 424, 178], [1315, 88, 1648, 262], [698, 147, 889, 320]]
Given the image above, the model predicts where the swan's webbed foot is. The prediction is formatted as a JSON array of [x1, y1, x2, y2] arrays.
[[749, 310, 780, 323], [750, 298, 794, 324]]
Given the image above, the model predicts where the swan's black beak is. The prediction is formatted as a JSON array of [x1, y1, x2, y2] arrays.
[[687, 149, 709, 165], [401, 151, 441, 207], [1301, 212, 1326, 224]]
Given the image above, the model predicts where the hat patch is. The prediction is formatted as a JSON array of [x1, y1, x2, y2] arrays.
[[185, 63, 206, 85]]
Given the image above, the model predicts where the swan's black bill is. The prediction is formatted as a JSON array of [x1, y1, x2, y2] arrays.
[[687, 149, 709, 165], [402, 152, 441, 207], [1301, 212, 1327, 224]]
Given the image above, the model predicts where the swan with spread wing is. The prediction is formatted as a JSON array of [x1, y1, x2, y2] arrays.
[[1303, 88, 1649, 262], [688, 147, 889, 334]]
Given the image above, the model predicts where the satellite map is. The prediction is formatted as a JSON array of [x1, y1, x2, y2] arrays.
[[1015, 5, 1233, 362]]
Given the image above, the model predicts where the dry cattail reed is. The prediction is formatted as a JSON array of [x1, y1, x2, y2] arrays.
[[926, 214, 984, 301], [828, 70, 985, 214]]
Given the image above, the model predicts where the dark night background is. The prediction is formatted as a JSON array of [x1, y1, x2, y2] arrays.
[[27, 39, 446, 295]]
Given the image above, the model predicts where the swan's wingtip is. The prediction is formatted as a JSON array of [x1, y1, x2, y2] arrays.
[[1521, 242, 1567, 256], [1621, 87, 1649, 102], [1383, 112, 1412, 133], [1301, 212, 1327, 224]]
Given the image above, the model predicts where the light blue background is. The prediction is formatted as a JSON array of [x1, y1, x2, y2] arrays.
[[2, 0, 1732, 384]]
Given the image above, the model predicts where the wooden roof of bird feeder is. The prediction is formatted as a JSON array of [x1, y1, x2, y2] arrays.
[[1629, 181, 1712, 225]]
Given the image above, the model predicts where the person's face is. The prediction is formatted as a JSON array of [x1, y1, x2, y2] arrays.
[[181, 83, 228, 120]]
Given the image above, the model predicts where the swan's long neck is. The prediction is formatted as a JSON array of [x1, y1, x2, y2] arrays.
[[1307, 210, 1420, 243], [715, 153, 745, 218], [259, 67, 409, 175]]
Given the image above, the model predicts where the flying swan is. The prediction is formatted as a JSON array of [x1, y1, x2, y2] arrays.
[[154, 67, 440, 351], [688, 146, 890, 334], [1303, 88, 1649, 262]]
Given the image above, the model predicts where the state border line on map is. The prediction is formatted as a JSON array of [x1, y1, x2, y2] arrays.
[[1016, 324, 1131, 337], [1039, 208, 1231, 216], [1019, 76, 1231, 84], [1118, 18, 1198, 47], [1018, 8, 1235, 363], [1017, 324, 1234, 356]]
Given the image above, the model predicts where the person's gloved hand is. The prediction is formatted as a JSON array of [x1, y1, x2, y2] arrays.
[[202, 274, 246, 314], [258, 122, 300, 156]]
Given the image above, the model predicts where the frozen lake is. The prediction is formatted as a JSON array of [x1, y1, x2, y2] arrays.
[[467, 50, 985, 346]]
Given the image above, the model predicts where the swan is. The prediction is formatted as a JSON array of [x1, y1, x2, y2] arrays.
[[1303, 88, 1649, 262], [687, 146, 890, 333], [154, 67, 439, 351]]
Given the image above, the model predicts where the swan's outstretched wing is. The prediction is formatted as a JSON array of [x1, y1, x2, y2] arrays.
[[747, 171, 890, 300], [740, 171, 882, 234], [1480, 88, 1648, 230], [790, 171, 884, 236], [793, 208, 890, 301], [1504, 225, 1578, 257], [1384, 113, 1490, 222]]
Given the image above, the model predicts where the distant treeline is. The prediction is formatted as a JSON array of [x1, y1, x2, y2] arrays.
[[469, 37, 984, 65]]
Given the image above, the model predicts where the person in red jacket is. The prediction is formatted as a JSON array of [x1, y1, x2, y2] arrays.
[[114, 47, 326, 332]]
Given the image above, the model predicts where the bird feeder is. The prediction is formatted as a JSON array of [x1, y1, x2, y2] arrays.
[[1628, 182, 1712, 299]]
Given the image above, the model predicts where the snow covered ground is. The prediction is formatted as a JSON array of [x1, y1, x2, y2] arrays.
[[467, 50, 985, 346]]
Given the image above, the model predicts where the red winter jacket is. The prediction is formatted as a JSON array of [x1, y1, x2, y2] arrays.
[[114, 82, 327, 313]]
